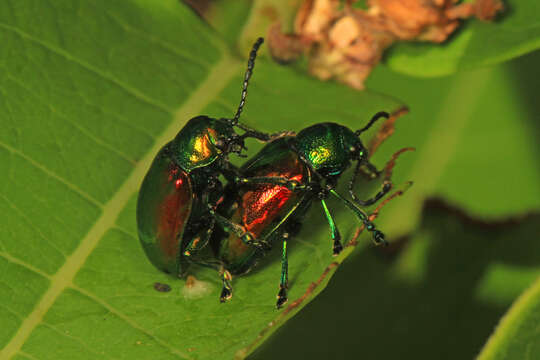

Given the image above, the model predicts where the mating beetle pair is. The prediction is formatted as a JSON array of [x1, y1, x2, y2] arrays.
[[137, 38, 278, 281], [137, 38, 393, 309]]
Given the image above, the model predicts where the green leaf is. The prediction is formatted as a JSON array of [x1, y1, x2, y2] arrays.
[[252, 201, 540, 360], [385, 0, 540, 77], [2, 1, 539, 359], [0, 1, 405, 359], [477, 276, 540, 360]]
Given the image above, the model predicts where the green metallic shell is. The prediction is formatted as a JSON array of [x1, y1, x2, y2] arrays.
[[137, 116, 237, 277], [169, 116, 235, 172], [294, 122, 362, 177], [136, 143, 193, 276], [218, 137, 312, 274]]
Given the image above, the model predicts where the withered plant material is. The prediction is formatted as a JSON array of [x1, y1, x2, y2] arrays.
[[268, 0, 503, 89]]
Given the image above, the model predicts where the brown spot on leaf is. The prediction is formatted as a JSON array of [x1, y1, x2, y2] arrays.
[[185, 274, 196, 288], [153, 282, 171, 292]]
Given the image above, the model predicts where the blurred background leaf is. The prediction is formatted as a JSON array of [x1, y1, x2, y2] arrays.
[[478, 276, 540, 360]]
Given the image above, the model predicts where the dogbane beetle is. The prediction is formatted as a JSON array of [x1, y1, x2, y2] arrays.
[[136, 38, 281, 278], [211, 113, 392, 308]]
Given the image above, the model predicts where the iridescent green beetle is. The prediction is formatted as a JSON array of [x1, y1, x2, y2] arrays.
[[212, 114, 392, 308], [136, 38, 280, 279]]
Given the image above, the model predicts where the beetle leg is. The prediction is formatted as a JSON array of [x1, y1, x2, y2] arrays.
[[184, 183, 221, 257], [183, 216, 215, 257], [210, 209, 270, 250], [349, 159, 392, 205], [351, 159, 384, 183], [329, 189, 388, 246], [276, 236, 289, 309], [320, 198, 343, 256], [352, 181, 392, 207], [362, 161, 382, 179], [220, 268, 233, 302], [237, 124, 293, 143], [236, 176, 312, 191]]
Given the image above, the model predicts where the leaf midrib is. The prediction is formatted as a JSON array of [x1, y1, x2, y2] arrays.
[[0, 49, 242, 360]]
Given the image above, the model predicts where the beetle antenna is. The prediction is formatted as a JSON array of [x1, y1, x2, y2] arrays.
[[230, 37, 264, 126], [355, 111, 389, 136]]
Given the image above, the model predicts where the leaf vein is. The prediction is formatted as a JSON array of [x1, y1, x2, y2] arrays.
[[41, 321, 120, 360], [3, 73, 138, 165], [70, 285, 191, 360], [0, 140, 103, 208], [0, 194, 67, 261], [0, 251, 51, 280], [102, 9, 213, 70], [0, 22, 174, 115]]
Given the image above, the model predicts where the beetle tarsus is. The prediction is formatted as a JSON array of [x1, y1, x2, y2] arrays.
[[373, 230, 388, 246], [333, 239, 343, 256], [220, 287, 233, 303], [276, 286, 288, 309]]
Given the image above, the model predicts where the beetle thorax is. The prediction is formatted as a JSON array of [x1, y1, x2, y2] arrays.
[[294, 123, 359, 177], [170, 116, 234, 172]]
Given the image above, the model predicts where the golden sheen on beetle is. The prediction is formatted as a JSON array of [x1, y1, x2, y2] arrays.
[[136, 38, 284, 291], [210, 115, 395, 308]]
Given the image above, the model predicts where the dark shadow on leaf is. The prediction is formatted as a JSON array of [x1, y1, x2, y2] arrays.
[[250, 199, 540, 360]]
